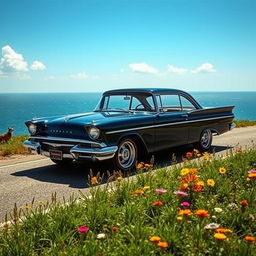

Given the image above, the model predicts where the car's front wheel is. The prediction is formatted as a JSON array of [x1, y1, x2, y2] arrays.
[[113, 138, 137, 171], [195, 129, 212, 151]]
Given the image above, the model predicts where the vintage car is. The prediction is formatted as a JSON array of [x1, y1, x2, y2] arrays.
[[24, 88, 235, 171]]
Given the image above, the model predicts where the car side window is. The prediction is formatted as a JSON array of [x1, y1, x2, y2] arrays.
[[180, 96, 196, 111], [159, 94, 182, 112]]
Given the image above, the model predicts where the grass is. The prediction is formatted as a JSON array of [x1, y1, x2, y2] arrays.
[[0, 135, 29, 157], [1, 148, 256, 255], [234, 120, 256, 128]]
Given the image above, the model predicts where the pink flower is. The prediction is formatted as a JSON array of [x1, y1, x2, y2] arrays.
[[174, 191, 188, 197], [77, 226, 89, 233], [156, 188, 167, 195], [248, 169, 256, 174], [181, 201, 190, 207]]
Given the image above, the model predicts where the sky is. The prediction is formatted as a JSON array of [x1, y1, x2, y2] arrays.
[[0, 0, 255, 92]]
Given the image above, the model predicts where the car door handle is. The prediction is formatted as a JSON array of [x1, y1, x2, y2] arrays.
[[181, 114, 188, 118]]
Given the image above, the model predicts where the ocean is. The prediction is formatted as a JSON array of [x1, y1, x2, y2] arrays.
[[0, 91, 255, 135]]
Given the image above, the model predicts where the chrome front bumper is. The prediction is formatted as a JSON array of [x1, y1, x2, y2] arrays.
[[23, 139, 118, 161]]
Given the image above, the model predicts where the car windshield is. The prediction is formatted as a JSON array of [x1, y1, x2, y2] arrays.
[[96, 94, 156, 112]]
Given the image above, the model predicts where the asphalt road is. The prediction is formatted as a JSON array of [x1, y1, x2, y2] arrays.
[[0, 127, 255, 222]]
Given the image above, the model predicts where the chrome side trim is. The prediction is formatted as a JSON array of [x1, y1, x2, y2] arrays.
[[29, 136, 106, 147], [106, 115, 234, 134]]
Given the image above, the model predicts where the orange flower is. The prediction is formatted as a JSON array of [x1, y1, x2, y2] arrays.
[[195, 209, 209, 218], [91, 176, 98, 185], [186, 152, 193, 158], [193, 185, 203, 192], [244, 236, 255, 242], [180, 183, 189, 191], [149, 236, 161, 243], [216, 228, 232, 233], [157, 241, 169, 249], [181, 174, 200, 184], [134, 189, 144, 195], [144, 163, 153, 168], [137, 162, 144, 169], [178, 209, 192, 216], [153, 201, 164, 206], [240, 200, 248, 206], [214, 233, 227, 240], [248, 173, 256, 179], [112, 226, 119, 232]]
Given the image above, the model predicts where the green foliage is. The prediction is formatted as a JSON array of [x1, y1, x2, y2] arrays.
[[1, 149, 256, 255], [0, 135, 29, 156]]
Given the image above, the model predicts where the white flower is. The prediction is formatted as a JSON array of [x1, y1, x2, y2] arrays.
[[204, 223, 220, 230], [96, 233, 106, 240], [214, 207, 223, 213], [227, 203, 238, 210]]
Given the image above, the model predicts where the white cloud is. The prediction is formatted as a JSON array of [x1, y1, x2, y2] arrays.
[[192, 62, 216, 73], [128, 62, 158, 74], [0, 45, 28, 73], [31, 61, 46, 70], [70, 72, 90, 79], [167, 64, 188, 74]]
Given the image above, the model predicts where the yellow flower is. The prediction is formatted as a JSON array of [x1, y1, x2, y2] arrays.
[[214, 233, 227, 240], [91, 176, 98, 185], [38, 200, 46, 205], [143, 185, 150, 191], [176, 216, 183, 221], [203, 152, 210, 160], [180, 168, 190, 176], [116, 177, 123, 182], [23, 205, 32, 210], [219, 167, 226, 174], [207, 179, 215, 187], [197, 181, 205, 186]]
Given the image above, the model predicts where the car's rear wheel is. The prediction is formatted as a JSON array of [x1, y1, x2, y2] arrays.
[[51, 158, 73, 166], [194, 129, 212, 151], [113, 138, 137, 171]]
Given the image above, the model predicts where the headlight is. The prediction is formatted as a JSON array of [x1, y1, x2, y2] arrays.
[[88, 126, 100, 140], [28, 123, 37, 135]]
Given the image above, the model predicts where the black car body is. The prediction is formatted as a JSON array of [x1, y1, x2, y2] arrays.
[[24, 88, 235, 171]]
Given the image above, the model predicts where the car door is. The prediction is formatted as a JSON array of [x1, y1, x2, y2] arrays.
[[154, 93, 189, 151]]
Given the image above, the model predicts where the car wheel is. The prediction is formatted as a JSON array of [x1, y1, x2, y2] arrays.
[[51, 158, 73, 166], [195, 129, 212, 151], [113, 138, 137, 171]]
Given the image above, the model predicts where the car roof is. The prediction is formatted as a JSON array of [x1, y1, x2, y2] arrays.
[[104, 88, 185, 95]]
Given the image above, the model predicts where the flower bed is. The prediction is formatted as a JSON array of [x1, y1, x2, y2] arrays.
[[1, 148, 256, 255]]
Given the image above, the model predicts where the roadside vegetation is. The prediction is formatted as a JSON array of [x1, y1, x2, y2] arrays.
[[234, 120, 256, 128], [1, 148, 256, 255], [0, 135, 29, 157]]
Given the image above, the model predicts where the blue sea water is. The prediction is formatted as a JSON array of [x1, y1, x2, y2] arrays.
[[0, 91, 255, 135]]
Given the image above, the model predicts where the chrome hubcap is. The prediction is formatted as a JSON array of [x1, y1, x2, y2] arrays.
[[201, 130, 211, 148], [118, 141, 136, 169]]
